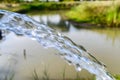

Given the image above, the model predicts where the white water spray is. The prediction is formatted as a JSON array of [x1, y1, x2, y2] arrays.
[[0, 10, 115, 80]]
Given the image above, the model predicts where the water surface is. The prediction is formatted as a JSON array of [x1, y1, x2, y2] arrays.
[[29, 11, 120, 74], [0, 11, 120, 79]]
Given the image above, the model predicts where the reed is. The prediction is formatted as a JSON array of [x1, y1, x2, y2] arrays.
[[33, 69, 40, 80], [42, 66, 49, 80], [3, 72, 14, 80]]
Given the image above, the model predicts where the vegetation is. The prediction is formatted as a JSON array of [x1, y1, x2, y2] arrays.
[[42, 67, 49, 80], [0, 2, 80, 13], [1, 0, 120, 80], [33, 69, 40, 80], [66, 1, 120, 28], [3, 72, 14, 80], [32, 69, 95, 80], [17, 2, 77, 12], [114, 75, 120, 80], [0, 0, 20, 3], [0, 0, 104, 3], [3, 71, 120, 80]]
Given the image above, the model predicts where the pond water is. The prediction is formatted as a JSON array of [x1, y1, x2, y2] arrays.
[[0, 11, 120, 80]]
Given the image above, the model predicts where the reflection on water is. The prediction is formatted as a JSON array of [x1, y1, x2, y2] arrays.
[[29, 12, 72, 32], [64, 29, 120, 74], [92, 28, 120, 46], [0, 11, 120, 79], [0, 32, 93, 80], [30, 11, 120, 74]]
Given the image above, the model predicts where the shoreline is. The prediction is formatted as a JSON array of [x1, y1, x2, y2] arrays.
[[0, 2, 80, 13], [66, 1, 120, 28], [68, 20, 105, 29]]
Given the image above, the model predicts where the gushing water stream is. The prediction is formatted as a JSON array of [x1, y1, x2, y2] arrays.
[[0, 10, 115, 80]]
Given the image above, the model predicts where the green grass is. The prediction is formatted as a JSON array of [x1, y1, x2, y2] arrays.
[[3, 72, 14, 80], [42, 67, 49, 80], [6, 2, 80, 13], [32, 67, 96, 80], [66, 1, 120, 28], [33, 69, 40, 80], [2, 68, 120, 80], [114, 75, 120, 80], [62, 66, 66, 80], [32, 67, 50, 80]]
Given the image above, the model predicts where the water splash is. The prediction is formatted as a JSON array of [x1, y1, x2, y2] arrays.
[[0, 10, 115, 80]]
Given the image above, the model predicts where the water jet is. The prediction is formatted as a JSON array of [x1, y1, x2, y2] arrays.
[[0, 10, 115, 80]]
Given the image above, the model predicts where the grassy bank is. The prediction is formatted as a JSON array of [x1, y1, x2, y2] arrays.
[[1, 2, 80, 13], [66, 1, 120, 28]]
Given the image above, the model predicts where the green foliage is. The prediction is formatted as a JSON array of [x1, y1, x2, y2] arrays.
[[3, 72, 14, 80], [42, 67, 49, 80], [114, 75, 120, 80], [33, 69, 40, 80], [105, 4, 120, 27], [33, 68, 49, 80], [67, 2, 107, 22], [62, 0, 75, 1], [1, 0, 20, 3], [62, 66, 66, 80], [66, 1, 120, 27], [13, 2, 77, 13]]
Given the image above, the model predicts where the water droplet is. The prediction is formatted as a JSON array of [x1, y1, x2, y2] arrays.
[[75, 63, 82, 71]]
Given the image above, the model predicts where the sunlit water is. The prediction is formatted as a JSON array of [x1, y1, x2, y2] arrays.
[[0, 10, 118, 80]]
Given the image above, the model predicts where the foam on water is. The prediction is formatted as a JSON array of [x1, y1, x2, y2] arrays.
[[0, 10, 115, 80]]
